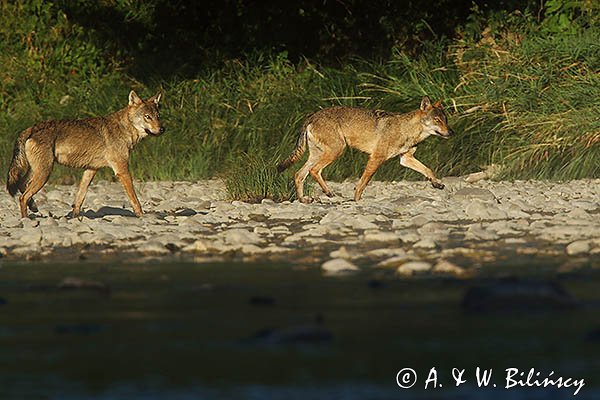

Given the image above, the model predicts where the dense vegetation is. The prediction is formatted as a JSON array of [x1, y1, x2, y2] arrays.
[[0, 0, 598, 201]]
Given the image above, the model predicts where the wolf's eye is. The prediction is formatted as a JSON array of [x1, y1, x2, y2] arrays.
[[144, 114, 152, 120]]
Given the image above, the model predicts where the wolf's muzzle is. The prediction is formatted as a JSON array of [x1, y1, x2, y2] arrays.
[[145, 127, 165, 136]]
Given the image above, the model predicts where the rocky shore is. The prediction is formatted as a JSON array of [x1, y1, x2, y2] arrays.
[[0, 178, 598, 274]]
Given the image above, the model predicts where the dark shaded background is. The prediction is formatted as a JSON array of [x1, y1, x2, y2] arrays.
[[56, 0, 535, 78]]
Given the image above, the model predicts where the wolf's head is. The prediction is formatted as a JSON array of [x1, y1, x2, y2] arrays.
[[419, 96, 453, 139], [127, 91, 165, 136]]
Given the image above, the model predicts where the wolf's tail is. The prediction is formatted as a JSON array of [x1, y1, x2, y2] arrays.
[[277, 125, 308, 172], [6, 128, 32, 196]]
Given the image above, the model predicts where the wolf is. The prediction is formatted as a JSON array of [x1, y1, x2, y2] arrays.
[[277, 96, 453, 202], [6, 91, 164, 218]]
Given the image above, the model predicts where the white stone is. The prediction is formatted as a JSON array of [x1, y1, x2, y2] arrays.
[[413, 238, 437, 249], [432, 260, 466, 276], [566, 240, 590, 256], [220, 229, 264, 245], [377, 254, 410, 268], [321, 258, 359, 274], [396, 261, 432, 276], [329, 246, 352, 259], [363, 231, 400, 243]]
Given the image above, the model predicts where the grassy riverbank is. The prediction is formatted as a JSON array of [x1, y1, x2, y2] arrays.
[[1, 1, 598, 201]]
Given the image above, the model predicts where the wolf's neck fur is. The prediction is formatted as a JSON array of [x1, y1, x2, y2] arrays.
[[112, 107, 147, 149]]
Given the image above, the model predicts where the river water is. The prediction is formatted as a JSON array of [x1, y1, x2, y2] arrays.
[[1, 261, 598, 399]]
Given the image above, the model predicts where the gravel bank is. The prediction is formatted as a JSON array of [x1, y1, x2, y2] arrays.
[[1, 178, 598, 273]]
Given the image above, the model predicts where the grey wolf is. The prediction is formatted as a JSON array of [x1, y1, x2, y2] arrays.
[[6, 91, 164, 218], [277, 96, 453, 202]]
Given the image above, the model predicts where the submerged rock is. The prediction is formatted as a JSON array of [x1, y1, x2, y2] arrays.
[[58, 277, 110, 293], [247, 325, 333, 345], [462, 278, 578, 312]]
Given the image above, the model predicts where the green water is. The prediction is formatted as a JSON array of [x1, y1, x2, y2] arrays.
[[0, 261, 599, 399]]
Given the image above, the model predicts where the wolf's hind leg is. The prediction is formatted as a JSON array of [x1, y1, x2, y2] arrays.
[[19, 141, 53, 218], [309, 138, 344, 197], [295, 154, 319, 203], [71, 169, 97, 217], [354, 154, 385, 201], [18, 177, 39, 212], [309, 151, 342, 197]]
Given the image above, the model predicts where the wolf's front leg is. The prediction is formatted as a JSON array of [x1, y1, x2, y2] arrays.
[[111, 162, 143, 217], [400, 152, 444, 189]]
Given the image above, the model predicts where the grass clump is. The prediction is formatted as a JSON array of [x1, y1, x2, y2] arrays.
[[224, 153, 301, 203]]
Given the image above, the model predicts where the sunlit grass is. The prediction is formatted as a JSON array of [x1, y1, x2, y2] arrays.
[[1, 4, 598, 202]]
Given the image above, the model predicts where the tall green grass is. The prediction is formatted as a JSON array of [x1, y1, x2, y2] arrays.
[[1, 3, 598, 202]]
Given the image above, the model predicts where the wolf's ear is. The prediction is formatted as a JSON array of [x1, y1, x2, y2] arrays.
[[433, 100, 442, 109], [129, 90, 142, 106], [150, 92, 162, 105], [420, 96, 432, 111]]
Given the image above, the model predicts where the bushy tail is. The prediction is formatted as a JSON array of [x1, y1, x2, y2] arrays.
[[277, 127, 308, 172], [6, 129, 32, 196]]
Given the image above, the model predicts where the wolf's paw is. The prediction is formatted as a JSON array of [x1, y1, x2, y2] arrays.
[[325, 191, 335, 198], [431, 180, 445, 190], [299, 196, 314, 204], [27, 198, 39, 212]]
